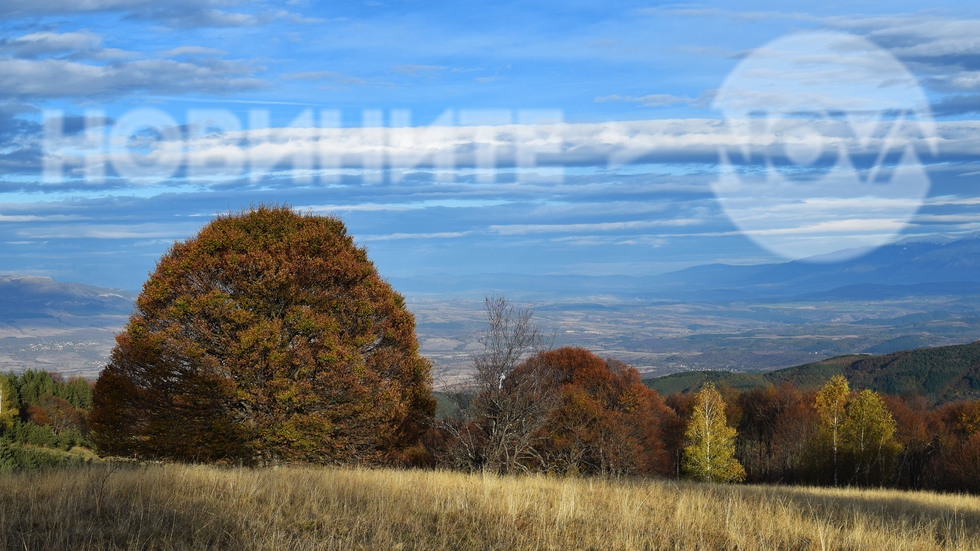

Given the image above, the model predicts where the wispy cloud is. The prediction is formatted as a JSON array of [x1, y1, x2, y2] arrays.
[[159, 46, 227, 57], [0, 30, 265, 100], [595, 91, 716, 108], [280, 71, 366, 86], [0, 57, 264, 99], [489, 218, 703, 235], [392, 64, 447, 76], [361, 231, 474, 241], [16, 222, 203, 239]]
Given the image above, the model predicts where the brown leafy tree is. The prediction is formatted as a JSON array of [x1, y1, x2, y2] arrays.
[[90, 206, 436, 464], [926, 399, 980, 492], [663, 392, 698, 477], [26, 395, 87, 435], [881, 394, 936, 490], [531, 349, 672, 476], [736, 383, 821, 484], [737, 386, 782, 482], [769, 386, 819, 484]]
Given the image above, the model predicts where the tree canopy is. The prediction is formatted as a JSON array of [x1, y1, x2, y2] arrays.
[[90, 206, 435, 464], [533, 348, 673, 476]]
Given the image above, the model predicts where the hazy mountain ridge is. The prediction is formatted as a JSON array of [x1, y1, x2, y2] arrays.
[[0, 276, 135, 377], [644, 340, 980, 404], [655, 234, 980, 297], [0, 276, 136, 319], [392, 233, 980, 301]]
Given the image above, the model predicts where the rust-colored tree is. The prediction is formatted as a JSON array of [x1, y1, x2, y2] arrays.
[[926, 399, 980, 492], [26, 395, 87, 435], [530, 349, 672, 476], [90, 206, 436, 464], [881, 394, 935, 490]]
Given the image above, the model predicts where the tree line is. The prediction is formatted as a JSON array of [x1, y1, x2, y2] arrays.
[[423, 297, 980, 492]]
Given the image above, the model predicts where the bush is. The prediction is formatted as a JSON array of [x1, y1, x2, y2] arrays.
[[0, 440, 91, 472]]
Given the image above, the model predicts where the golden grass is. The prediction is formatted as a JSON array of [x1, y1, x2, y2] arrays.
[[1, 463, 979, 550]]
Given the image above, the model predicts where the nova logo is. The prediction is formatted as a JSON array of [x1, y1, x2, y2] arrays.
[[712, 32, 937, 261]]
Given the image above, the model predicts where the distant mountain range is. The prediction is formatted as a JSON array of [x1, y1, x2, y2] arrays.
[[3, 232, 980, 379], [5, 232, 980, 320], [392, 233, 980, 302], [0, 276, 136, 319], [644, 340, 980, 404]]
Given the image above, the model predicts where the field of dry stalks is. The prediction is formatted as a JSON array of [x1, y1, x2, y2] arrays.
[[1, 463, 979, 550]]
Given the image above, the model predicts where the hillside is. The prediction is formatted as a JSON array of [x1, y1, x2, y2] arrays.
[[645, 340, 980, 404]]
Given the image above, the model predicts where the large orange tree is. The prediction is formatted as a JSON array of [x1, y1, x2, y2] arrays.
[[90, 206, 435, 464]]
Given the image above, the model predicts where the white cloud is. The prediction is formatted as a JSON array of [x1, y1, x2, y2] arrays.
[[0, 0, 150, 17], [0, 32, 102, 59], [0, 1, 230, 25], [0, 214, 86, 222], [0, 56, 263, 98], [130, 117, 979, 178]]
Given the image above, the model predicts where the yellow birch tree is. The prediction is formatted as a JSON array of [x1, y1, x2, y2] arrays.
[[682, 383, 745, 483], [815, 374, 849, 487], [842, 389, 901, 486]]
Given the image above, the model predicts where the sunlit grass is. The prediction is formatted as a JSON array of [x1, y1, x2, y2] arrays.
[[1, 463, 978, 550]]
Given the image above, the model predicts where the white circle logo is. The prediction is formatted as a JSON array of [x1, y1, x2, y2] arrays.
[[712, 31, 936, 261]]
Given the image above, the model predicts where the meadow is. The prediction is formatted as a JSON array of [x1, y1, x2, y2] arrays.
[[2, 463, 979, 550]]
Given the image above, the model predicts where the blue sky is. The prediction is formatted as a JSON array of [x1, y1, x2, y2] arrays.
[[2, 1, 980, 290]]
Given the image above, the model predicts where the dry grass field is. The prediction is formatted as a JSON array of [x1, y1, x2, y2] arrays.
[[1, 463, 979, 550]]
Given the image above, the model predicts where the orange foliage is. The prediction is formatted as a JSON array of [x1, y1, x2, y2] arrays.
[[25, 395, 88, 435], [521, 348, 673, 476], [90, 206, 435, 465]]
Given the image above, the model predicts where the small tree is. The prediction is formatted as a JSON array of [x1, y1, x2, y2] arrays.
[[815, 375, 850, 487], [0, 375, 18, 431], [90, 206, 436, 464], [440, 296, 557, 474], [682, 383, 745, 483]]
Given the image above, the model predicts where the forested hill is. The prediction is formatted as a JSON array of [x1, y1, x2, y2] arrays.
[[644, 340, 980, 404]]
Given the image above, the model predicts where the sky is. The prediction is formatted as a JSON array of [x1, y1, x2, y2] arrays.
[[2, 1, 980, 291]]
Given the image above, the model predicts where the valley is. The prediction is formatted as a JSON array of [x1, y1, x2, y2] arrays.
[[412, 292, 980, 386]]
